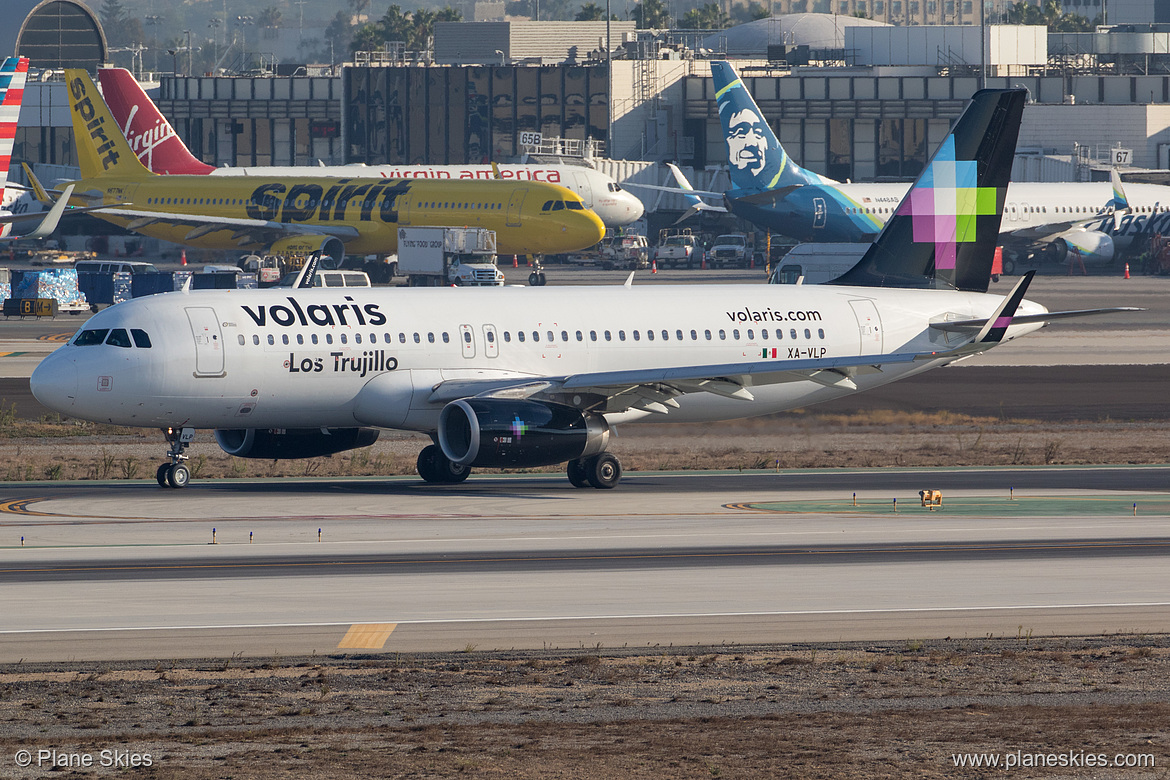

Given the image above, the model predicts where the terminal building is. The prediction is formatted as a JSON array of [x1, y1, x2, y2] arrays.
[[7, 2, 1170, 226]]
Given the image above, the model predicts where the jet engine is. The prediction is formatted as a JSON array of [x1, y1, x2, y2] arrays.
[[267, 235, 345, 269], [214, 427, 379, 459], [438, 399, 610, 468], [1043, 230, 1114, 265]]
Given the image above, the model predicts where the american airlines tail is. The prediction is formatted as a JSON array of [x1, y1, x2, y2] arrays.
[[97, 67, 214, 174], [710, 60, 835, 194], [0, 57, 30, 204], [831, 88, 1026, 293]]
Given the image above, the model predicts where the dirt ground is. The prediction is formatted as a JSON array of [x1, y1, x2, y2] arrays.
[[1, 638, 1167, 778], [2, 410, 1169, 777]]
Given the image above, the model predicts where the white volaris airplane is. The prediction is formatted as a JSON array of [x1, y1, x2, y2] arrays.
[[30, 88, 1134, 490], [96, 67, 646, 230]]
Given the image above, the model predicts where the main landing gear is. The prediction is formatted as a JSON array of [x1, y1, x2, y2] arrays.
[[157, 426, 195, 489], [416, 444, 471, 484], [567, 452, 622, 489]]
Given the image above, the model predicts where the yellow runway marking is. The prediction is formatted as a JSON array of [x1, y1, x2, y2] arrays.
[[337, 623, 397, 649], [38, 334, 74, 343], [0, 498, 55, 517]]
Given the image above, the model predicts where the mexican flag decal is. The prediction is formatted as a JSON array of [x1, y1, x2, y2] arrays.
[[761, 347, 779, 358]]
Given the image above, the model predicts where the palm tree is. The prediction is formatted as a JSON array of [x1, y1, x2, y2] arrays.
[[576, 1, 604, 19]]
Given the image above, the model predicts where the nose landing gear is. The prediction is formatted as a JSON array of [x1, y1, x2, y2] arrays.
[[157, 427, 196, 489]]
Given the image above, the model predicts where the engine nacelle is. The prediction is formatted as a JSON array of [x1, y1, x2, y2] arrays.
[[1047, 230, 1115, 265], [438, 399, 610, 468], [215, 427, 379, 459], [267, 235, 345, 269]]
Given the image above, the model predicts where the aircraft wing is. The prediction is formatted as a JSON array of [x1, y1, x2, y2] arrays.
[[84, 205, 361, 243]]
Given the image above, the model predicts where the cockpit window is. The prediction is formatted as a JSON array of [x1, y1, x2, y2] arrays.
[[105, 329, 132, 348], [74, 329, 109, 346], [542, 200, 554, 211], [551, 201, 565, 211], [566, 201, 584, 210], [131, 329, 152, 348]]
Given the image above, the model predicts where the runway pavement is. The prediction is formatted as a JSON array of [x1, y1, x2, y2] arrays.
[[2, 468, 1170, 661]]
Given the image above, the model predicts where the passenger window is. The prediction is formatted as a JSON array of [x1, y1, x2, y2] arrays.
[[326, 334, 334, 344], [518, 331, 526, 342], [547, 331, 554, 342], [104, 329, 132, 348], [690, 330, 697, 340], [268, 334, 275, 345], [590, 330, 597, 341], [646, 330, 653, 341], [399, 333, 406, 343], [312, 334, 319, 345], [761, 329, 768, 340], [790, 329, 797, 339], [238, 335, 245, 346], [532, 331, 539, 342], [132, 329, 153, 348], [804, 328, 811, 339], [733, 329, 740, 340], [297, 334, 304, 345], [463, 331, 471, 343], [340, 334, 348, 344], [252, 334, 259, 346], [719, 330, 727, 340], [604, 330, 611, 341], [776, 329, 783, 339], [747, 329, 754, 340], [561, 330, 568, 342], [674, 330, 681, 340], [355, 333, 362, 344], [384, 333, 391, 343], [704, 330, 711, 340], [576, 330, 583, 341], [618, 330, 626, 341], [427, 333, 435, 343], [487, 331, 495, 343], [443, 332, 450, 343], [414, 333, 420, 343], [282, 334, 289, 345], [634, 330, 641, 341], [818, 328, 825, 339]]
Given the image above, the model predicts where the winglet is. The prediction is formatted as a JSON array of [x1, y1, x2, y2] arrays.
[[971, 269, 1035, 345], [491, 162, 502, 181], [294, 253, 320, 288], [23, 184, 75, 239], [1110, 168, 1131, 230], [21, 163, 51, 205], [624, 271, 635, 287]]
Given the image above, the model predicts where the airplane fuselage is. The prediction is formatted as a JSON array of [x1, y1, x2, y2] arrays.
[[68, 174, 604, 257], [31, 283, 1046, 433], [731, 180, 1170, 250]]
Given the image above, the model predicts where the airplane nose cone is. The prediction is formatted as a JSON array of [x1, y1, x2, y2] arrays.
[[579, 208, 606, 249], [30, 351, 77, 414], [626, 192, 646, 221]]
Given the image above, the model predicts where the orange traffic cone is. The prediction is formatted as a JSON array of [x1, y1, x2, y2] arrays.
[[651, 259, 657, 274], [1125, 262, 1130, 279], [180, 249, 187, 266], [512, 254, 518, 268]]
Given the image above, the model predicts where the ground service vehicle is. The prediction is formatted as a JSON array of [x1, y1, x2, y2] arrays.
[[709, 234, 750, 268], [397, 227, 504, 287], [653, 230, 703, 269]]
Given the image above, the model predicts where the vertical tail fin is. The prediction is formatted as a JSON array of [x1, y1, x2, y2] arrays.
[[0, 57, 29, 201], [98, 67, 215, 174], [711, 61, 835, 194], [64, 69, 152, 179], [829, 89, 1026, 293]]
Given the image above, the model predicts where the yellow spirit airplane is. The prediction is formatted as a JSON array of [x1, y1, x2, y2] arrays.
[[61, 70, 604, 264]]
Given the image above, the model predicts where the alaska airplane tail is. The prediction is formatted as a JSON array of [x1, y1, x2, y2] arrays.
[[97, 67, 215, 174], [66, 70, 153, 180], [0, 57, 29, 203], [711, 61, 836, 194], [830, 89, 1026, 294]]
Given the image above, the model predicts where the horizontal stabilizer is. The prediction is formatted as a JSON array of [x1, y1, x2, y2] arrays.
[[931, 306, 1144, 333]]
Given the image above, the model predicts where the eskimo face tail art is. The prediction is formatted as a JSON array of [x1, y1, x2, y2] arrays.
[[831, 89, 1025, 293], [711, 61, 834, 194]]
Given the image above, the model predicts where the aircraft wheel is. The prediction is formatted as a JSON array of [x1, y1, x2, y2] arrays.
[[165, 463, 190, 489], [566, 458, 590, 488], [435, 454, 471, 483], [1001, 257, 1016, 275], [156, 463, 171, 487], [417, 445, 442, 482], [538, 272, 547, 286], [528, 272, 540, 286], [584, 453, 621, 490]]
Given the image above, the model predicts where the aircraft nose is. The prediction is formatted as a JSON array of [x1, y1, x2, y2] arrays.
[[30, 350, 78, 414], [574, 208, 606, 250], [625, 191, 645, 221]]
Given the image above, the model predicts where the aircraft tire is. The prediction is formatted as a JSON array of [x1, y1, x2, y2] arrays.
[[416, 445, 442, 482], [166, 463, 190, 489], [584, 453, 621, 490], [435, 454, 471, 483], [566, 458, 590, 488], [156, 463, 171, 487], [528, 272, 540, 286]]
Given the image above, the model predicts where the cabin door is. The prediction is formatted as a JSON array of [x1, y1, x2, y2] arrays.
[[848, 299, 883, 356], [186, 306, 225, 377], [507, 187, 528, 227]]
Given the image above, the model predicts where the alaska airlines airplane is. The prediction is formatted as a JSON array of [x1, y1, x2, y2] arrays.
[[96, 67, 645, 230], [57, 70, 604, 263], [668, 61, 1170, 266], [30, 88, 1132, 490]]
